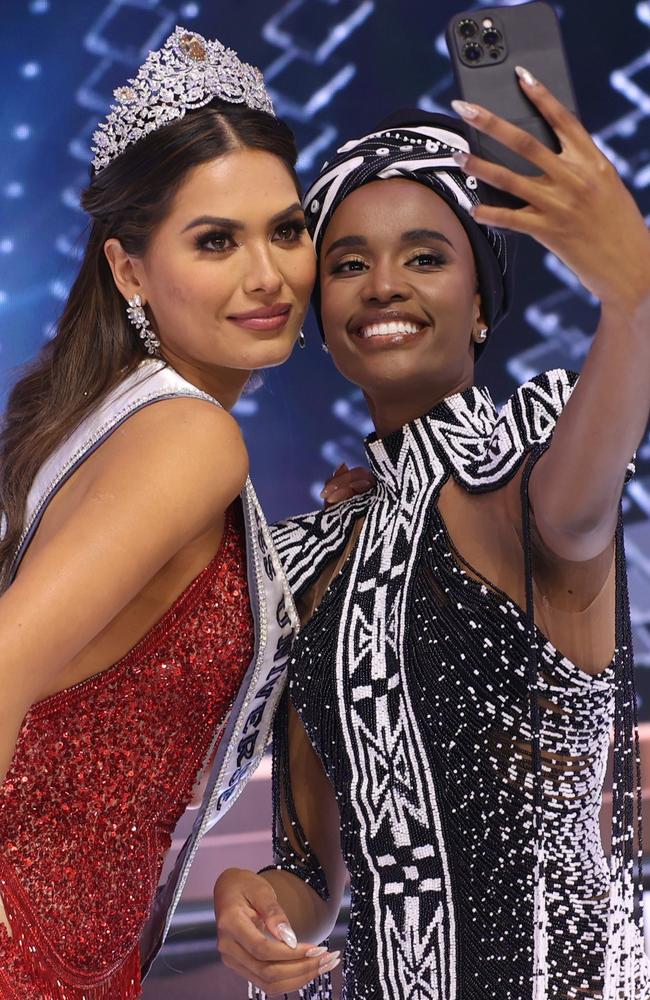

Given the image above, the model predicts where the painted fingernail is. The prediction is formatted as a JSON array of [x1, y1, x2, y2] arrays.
[[319, 957, 342, 974], [515, 65, 537, 86], [276, 922, 297, 949], [451, 99, 479, 121], [319, 951, 341, 973], [452, 150, 469, 168], [306, 945, 328, 958]]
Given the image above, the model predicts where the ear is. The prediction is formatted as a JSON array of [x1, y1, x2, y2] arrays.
[[104, 239, 146, 304], [470, 291, 488, 345]]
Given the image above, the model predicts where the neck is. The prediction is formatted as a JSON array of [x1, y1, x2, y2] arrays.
[[160, 350, 250, 411], [365, 375, 474, 438]]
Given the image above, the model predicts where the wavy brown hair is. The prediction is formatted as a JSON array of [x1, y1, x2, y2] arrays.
[[0, 100, 299, 584]]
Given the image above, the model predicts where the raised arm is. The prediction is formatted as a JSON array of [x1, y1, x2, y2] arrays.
[[214, 695, 346, 994], [0, 398, 247, 783], [453, 71, 650, 562]]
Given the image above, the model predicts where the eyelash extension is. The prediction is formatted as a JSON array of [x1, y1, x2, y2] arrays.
[[331, 256, 368, 275], [194, 230, 236, 252], [407, 250, 447, 267], [331, 249, 447, 275], [194, 219, 307, 253], [274, 219, 307, 241]]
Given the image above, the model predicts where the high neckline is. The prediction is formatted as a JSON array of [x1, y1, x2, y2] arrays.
[[364, 384, 498, 488]]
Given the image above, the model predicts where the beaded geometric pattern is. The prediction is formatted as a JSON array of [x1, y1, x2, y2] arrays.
[[271, 369, 648, 999], [91, 26, 274, 172]]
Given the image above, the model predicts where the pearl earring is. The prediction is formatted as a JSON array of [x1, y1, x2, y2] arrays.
[[126, 294, 160, 355]]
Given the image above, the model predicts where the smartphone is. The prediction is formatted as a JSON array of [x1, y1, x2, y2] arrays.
[[445, 1, 578, 208]]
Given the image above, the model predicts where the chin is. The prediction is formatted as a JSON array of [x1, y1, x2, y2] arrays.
[[340, 347, 432, 392], [248, 334, 297, 370]]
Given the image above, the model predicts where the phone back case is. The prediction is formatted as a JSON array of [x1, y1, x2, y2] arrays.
[[446, 2, 578, 201]]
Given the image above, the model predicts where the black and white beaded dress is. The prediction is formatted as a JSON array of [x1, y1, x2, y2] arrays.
[[269, 370, 649, 1000]]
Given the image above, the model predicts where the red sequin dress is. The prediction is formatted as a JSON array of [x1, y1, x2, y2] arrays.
[[0, 505, 254, 1000]]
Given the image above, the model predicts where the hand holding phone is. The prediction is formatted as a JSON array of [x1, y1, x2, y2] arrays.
[[446, 1, 578, 207], [446, 66, 650, 317]]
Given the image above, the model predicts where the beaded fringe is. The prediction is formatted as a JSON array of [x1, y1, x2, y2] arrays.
[[248, 972, 333, 1000], [601, 514, 645, 1000], [0, 891, 141, 1000], [523, 452, 646, 999]]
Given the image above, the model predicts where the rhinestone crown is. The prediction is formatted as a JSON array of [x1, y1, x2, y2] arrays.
[[91, 26, 274, 172]]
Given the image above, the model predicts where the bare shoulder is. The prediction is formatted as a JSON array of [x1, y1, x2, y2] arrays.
[[59, 396, 251, 551], [92, 396, 248, 498]]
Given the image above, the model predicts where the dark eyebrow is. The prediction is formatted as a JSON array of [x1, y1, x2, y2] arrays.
[[182, 202, 304, 234], [324, 229, 455, 257], [324, 235, 368, 257], [402, 228, 455, 250]]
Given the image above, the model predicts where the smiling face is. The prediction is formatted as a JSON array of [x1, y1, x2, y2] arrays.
[[319, 178, 486, 430], [107, 146, 316, 400]]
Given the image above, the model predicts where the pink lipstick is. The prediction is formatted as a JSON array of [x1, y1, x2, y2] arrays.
[[228, 303, 291, 332]]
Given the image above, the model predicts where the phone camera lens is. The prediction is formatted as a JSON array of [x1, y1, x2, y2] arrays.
[[458, 18, 478, 38], [482, 27, 502, 46], [463, 42, 483, 63]]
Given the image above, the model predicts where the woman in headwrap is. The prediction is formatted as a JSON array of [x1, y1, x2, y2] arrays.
[[214, 74, 650, 999]]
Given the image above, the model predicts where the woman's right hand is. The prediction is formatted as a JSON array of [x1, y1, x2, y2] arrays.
[[320, 463, 375, 506], [214, 868, 341, 996]]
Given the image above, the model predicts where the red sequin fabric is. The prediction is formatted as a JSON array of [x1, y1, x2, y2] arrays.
[[0, 505, 254, 999]]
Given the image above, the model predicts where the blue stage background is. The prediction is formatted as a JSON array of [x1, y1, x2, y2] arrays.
[[3, 0, 650, 698]]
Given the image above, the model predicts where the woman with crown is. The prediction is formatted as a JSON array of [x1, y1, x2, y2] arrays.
[[0, 26, 354, 999]]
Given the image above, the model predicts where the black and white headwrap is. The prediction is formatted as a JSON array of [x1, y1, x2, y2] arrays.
[[303, 110, 514, 355]]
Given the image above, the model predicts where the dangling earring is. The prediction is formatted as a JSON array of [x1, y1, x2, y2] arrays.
[[298, 330, 306, 349], [127, 293, 160, 356]]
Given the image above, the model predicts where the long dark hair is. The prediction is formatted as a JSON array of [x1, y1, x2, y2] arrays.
[[0, 100, 299, 582]]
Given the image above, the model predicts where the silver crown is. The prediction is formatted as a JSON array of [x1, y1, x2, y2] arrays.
[[91, 26, 275, 172]]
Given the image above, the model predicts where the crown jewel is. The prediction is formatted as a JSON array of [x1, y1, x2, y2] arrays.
[[91, 26, 274, 172]]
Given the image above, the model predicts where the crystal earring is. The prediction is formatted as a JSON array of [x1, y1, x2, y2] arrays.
[[127, 293, 160, 355], [477, 327, 488, 342], [322, 341, 330, 354], [298, 330, 306, 349]]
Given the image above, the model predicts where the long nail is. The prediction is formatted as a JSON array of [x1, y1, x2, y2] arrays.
[[452, 150, 469, 168], [276, 922, 297, 949], [334, 463, 348, 475], [306, 945, 328, 958], [515, 65, 537, 86], [451, 99, 479, 121], [319, 957, 342, 975], [319, 951, 341, 973]]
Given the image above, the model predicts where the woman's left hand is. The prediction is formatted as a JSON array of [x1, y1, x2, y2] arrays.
[[452, 69, 650, 312]]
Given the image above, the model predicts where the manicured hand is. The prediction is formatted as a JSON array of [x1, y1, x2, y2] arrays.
[[214, 868, 341, 995], [451, 67, 650, 313], [320, 463, 375, 506]]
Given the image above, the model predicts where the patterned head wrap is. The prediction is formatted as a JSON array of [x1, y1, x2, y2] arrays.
[[303, 109, 514, 356]]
